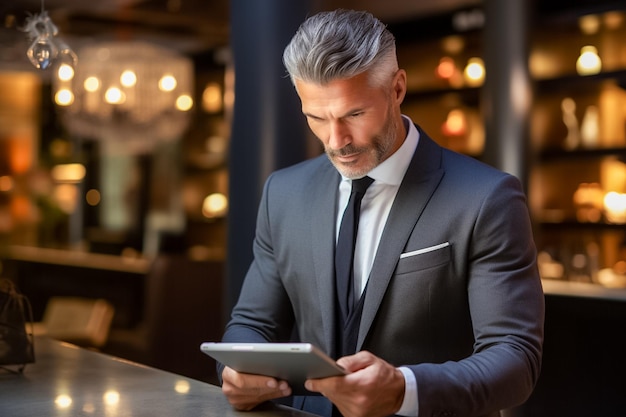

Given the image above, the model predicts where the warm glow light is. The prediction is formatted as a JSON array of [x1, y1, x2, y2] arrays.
[[579, 14, 601, 35], [52, 41, 195, 153], [463, 57, 485, 86], [436, 57, 456, 80], [120, 70, 137, 87], [159, 74, 177, 91], [202, 82, 223, 113], [441, 35, 465, 55], [223, 66, 235, 113], [58, 64, 75, 81], [604, 192, 626, 223], [55, 394, 73, 409], [573, 182, 604, 223], [86, 189, 101, 206], [103, 390, 120, 406], [206, 136, 227, 153], [51, 163, 86, 183], [84, 76, 100, 92], [603, 11, 624, 30], [202, 193, 228, 218], [8, 138, 33, 174], [175, 94, 193, 111], [576, 45, 602, 75], [10, 195, 33, 222], [175, 379, 191, 394], [442, 109, 467, 136], [0, 176, 14, 192], [105, 86, 125, 104], [55, 89, 74, 106], [529, 50, 556, 79]]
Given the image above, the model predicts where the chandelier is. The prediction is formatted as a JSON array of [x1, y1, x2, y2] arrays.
[[53, 41, 194, 153]]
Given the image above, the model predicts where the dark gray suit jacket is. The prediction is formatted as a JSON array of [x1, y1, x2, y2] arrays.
[[222, 127, 545, 417]]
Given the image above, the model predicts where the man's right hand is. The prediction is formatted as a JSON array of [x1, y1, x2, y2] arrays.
[[221, 366, 293, 410]]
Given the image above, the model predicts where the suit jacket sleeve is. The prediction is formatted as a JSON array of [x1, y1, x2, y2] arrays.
[[221, 172, 298, 344], [408, 173, 544, 416]]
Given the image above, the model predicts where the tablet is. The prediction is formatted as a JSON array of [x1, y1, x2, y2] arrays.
[[200, 342, 347, 394]]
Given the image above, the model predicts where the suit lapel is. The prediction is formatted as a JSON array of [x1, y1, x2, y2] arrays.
[[357, 129, 445, 349], [310, 160, 342, 354]]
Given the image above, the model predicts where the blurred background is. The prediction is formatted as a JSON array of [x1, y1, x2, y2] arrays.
[[1, 1, 626, 415]]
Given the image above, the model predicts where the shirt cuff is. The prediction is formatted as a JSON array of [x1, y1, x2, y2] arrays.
[[396, 366, 418, 416]]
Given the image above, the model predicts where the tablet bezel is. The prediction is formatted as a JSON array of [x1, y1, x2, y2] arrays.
[[200, 342, 347, 394]]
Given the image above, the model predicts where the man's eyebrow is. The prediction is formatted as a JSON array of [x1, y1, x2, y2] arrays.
[[303, 111, 322, 119], [303, 107, 366, 120], [340, 105, 369, 118]]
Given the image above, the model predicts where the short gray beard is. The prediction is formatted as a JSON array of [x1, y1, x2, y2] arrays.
[[326, 111, 398, 179]]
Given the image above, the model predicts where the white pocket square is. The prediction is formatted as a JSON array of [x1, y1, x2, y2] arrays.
[[400, 242, 450, 259]]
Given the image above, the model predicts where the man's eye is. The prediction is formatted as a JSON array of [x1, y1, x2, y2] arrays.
[[350, 112, 363, 118]]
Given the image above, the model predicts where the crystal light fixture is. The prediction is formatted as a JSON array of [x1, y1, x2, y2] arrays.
[[52, 41, 194, 154], [22, 0, 76, 70]]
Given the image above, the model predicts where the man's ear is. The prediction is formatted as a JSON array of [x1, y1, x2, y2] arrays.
[[392, 69, 407, 104]]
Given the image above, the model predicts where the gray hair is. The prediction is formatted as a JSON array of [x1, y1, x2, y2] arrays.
[[283, 9, 398, 87]]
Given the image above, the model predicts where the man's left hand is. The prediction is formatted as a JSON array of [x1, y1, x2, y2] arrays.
[[304, 350, 406, 417]]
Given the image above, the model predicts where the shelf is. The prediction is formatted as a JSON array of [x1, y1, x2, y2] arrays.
[[534, 69, 626, 93], [538, 220, 626, 231], [1, 245, 150, 274], [542, 279, 626, 302], [537, 146, 626, 162]]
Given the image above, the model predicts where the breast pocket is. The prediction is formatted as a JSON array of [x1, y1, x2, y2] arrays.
[[396, 242, 451, 275]]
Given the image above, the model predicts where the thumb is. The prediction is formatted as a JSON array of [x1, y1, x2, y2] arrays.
[[337, 350, 375, 372]]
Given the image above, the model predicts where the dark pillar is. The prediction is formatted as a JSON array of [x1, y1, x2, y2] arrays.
[[481, 0, 533, 189], [226, 1, 311, 315]]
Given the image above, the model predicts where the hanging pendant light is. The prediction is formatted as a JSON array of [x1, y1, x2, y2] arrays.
[[21, 0, 77, 70]]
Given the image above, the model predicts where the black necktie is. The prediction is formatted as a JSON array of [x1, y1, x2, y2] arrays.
[[335, 176, 374, 323]]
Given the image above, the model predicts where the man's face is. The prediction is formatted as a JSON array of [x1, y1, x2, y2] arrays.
[[295, 70, 407, 179]]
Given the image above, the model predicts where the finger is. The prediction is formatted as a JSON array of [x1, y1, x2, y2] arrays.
[[305, 373, 344, 396], [313, 354, 405, 417], [223, 366, 281, 391], [224, 381, 291, 410], [336, 350, 375, 372], [222, 367, 292, 409]]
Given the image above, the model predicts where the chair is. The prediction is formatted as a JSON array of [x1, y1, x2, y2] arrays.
[[35, 296, 115, 349], [104, 254, 225, 383]]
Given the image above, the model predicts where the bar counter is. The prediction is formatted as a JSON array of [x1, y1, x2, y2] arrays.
[[0, 336, 314, 417]]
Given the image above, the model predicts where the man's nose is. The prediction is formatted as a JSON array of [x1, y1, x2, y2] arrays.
[[327, 121, 351, 150]]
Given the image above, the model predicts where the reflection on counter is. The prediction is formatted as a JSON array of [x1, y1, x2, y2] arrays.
[[51, 375, 194, 415], [1, 336, 310, 417]]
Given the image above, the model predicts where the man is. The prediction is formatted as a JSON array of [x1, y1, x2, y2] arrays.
[[219, 9, 544, 417]]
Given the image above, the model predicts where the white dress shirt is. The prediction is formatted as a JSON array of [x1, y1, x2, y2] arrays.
[[335, 115, 419, 416]]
